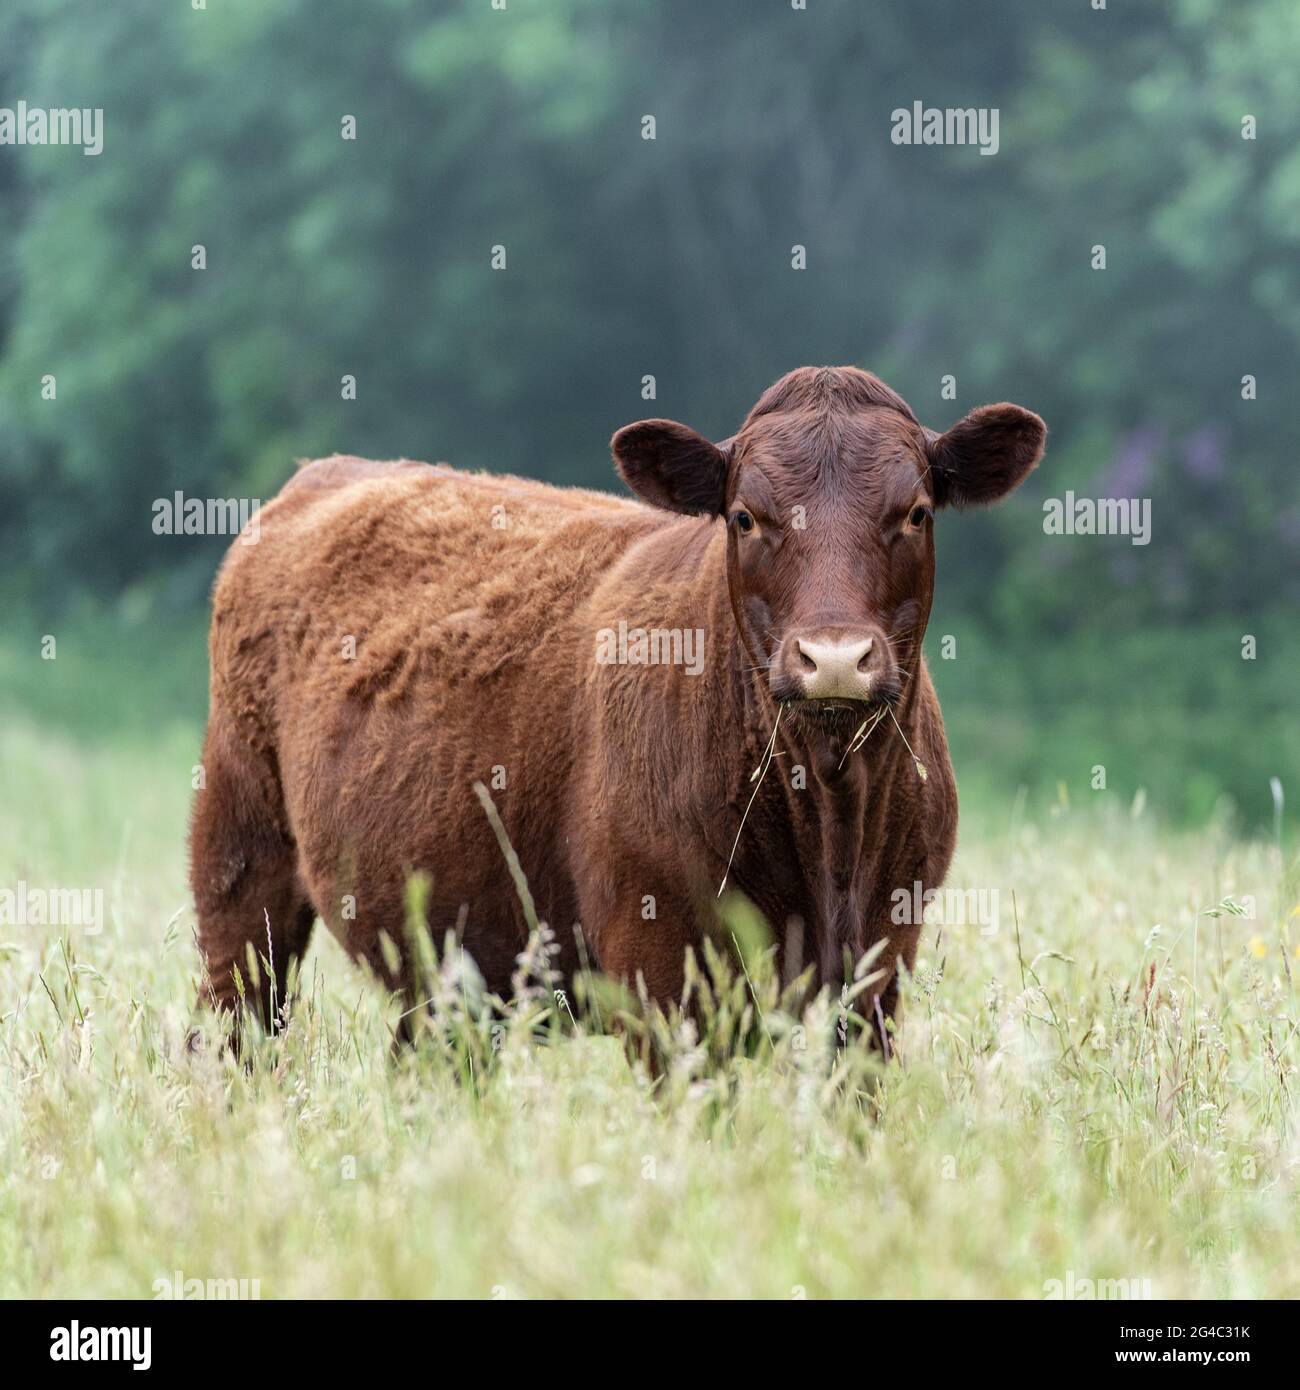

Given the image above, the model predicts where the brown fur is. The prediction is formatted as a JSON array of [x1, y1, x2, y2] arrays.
[[189, 367, 1045, 1040]]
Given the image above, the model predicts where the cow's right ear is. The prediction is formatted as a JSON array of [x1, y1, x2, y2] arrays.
[[611, 419, 729, 516]]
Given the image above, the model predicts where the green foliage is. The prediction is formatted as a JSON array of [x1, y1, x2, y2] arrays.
[[931, 615, 1297, 829], [2, 717, 1297, 1296], [0, 1, 1292, 818]]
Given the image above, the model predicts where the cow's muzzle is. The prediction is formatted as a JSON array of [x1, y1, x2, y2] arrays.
[[774, 627, 896, 705]]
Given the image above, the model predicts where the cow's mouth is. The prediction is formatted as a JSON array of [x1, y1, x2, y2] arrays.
[[771, 673, 901, 717], [783, 693, 895, 735], [801, 696, 866, 714]]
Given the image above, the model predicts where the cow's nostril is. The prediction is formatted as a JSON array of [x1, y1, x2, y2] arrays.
[[856, 637, 874, 671], [795, 640, 818, 674]]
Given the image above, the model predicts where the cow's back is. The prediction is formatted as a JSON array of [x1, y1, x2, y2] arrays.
[[206, 456, 660, 989], [211, 454, 652, 718]]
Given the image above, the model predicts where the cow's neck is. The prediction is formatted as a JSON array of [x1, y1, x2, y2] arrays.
[[776, 699, 916, 981], [717, 590, 922, 985]]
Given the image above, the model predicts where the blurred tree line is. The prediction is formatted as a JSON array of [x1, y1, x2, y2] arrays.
[[0, 0, 1294, 822]]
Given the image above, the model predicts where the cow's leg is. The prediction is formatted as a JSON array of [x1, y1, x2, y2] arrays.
[[189, 714, 315, 1041], [866, 954, 905, 1059], [857, 863, 932, 1056]]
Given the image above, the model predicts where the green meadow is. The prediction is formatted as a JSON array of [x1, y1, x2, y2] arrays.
[[2, 0, 1298, 1304], [2, 628, 1295, 1300]]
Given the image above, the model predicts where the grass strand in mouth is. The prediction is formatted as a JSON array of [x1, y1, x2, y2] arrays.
[[838, 705, 889, 770], [718, 702, 786, 897], [887, 706, 927, 782]]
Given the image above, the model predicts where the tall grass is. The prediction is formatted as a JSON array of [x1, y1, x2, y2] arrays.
[[1, 710, 1296, 1298]]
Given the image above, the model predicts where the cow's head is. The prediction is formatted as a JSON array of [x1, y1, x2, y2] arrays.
[[612, 367, 1045, 722]]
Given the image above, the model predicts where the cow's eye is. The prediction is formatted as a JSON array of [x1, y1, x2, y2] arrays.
[[733, 510, 756, 535], [908, 504, 933, 529]]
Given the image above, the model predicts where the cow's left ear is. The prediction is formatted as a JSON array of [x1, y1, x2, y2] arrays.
[[926, 403, 1046, 509], [611, 419, 729, 516]]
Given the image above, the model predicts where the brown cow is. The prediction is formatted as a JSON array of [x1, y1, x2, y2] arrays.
[[189, 367, 1044, 1041]]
